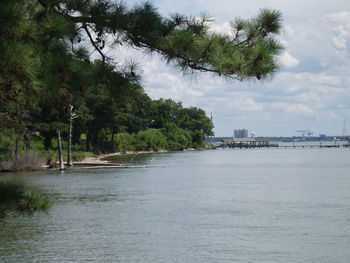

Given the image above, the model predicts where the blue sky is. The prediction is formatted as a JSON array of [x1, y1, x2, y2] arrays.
[[118, 0, 350, 137]]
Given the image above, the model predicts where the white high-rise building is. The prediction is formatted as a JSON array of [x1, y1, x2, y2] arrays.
[[234, 129, 248, 138]]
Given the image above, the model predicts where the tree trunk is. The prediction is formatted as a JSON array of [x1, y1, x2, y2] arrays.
[[110, 133, 115, 152], [23, 133, 31, 150], [14, 104, 20, 164], [43, 132, 52, 150], [57, 130, 64, 170], [14, 134, 19, 164], [86, 132, 90, 152], [67, 105, 73, 167]]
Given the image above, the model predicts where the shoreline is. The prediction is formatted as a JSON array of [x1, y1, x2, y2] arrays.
[[78, 149, 169, 164], [78, 147, 212, 164], [1, 147, 214, 172], [100, 149, 168, 159]]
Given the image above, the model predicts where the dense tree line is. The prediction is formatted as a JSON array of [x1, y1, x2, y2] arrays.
[[0, 0, 283, 162]]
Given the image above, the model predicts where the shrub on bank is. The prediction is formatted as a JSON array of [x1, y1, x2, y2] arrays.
[[0, 151, 45, 172], [112, 126, 205, 152], [136, 129, 168, 151], [114, 133, 138, 152], [0, 132, 15, 162], [0, 180, 51, 219], [162, 123, 192, 151]]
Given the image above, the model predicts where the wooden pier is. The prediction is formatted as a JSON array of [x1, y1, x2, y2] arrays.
[[219, 138, 278, 148], [280, 143, 349, 149], [216, 139, 350, 149]]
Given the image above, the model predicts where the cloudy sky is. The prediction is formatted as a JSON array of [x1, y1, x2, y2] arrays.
[[120, 0, 350, 137]]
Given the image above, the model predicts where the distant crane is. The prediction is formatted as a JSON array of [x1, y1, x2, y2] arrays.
[[296, 130, 313, 141]]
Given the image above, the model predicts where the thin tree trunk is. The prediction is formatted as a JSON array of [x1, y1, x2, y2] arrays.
[[23, 133, 31, 150], [110, 133, 115, 152], [86, 132, 90, 152], [14, 134, 19, 164], [14, 105, 19, 164], [67, 105, 73, 167], [57, 130, 64, 170]]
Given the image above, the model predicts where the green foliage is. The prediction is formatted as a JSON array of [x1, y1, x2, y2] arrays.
[[114, 133, 137, 152], [190, 130, 206, 148], [18, 191, 51, 214], [176, 107, 214, 136], [162, 123, 192, 151], [149, 99, 182, 129], [0, 180, 51, 219], [39, 148, 95, 163], [71, 151, 96, 162], [159, 7, 283, 80], [0, 0, 281, 161], [0, 129, 15, 162], [136, 129, 168, 151]]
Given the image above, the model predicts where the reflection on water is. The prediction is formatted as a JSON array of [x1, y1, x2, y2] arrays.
[[1, 147, 350, 262]]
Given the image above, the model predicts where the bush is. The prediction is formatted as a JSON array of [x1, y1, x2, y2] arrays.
[[0, 180, 51, 219], [162, 123, 192, 151], [1, 151, 45, 172], [114, 133, 138, 152], [136, 129, 168, 151], [0, 130, 16, 162], [113, 127, 198, 152], [190, 130, 206, 148]]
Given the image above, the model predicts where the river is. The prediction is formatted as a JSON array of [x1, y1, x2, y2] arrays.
[[1, 145, 350, 262]]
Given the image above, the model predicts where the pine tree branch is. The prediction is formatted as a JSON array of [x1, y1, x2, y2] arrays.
[[82, 23, 106, 62]]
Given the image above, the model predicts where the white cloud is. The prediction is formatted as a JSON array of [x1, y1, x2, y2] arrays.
[[327, 110, 342, 121], [326, 12, 350, 57], [332, 26, 350, 50], [311, 74, 342, 86], [327, 11, 350, 26], [209, 21, 231, 34], [227, 97, 264, 112], [284, 104, 315, 116], [280, 52, 299, 68]]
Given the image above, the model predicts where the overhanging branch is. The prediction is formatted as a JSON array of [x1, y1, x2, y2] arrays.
[[82, 23, 106, 62]]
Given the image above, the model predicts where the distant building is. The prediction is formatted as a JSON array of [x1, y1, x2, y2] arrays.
[[234, 129, 248, 138]]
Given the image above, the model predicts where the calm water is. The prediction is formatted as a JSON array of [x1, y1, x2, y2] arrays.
[[1, 146, 350, 262]]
